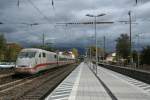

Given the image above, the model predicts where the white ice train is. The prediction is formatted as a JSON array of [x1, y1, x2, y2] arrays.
[[15, 48, 75, 74]]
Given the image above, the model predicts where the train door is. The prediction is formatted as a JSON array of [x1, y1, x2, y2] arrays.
[[36, 52, 42, 65], [56, 54, 59, 65], [42, 52, 47, 64]]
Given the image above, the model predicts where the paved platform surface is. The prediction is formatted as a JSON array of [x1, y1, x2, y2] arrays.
[[45, 62, 150, 100], [96, 64, 150, 100], [45, 62, 111, 100]]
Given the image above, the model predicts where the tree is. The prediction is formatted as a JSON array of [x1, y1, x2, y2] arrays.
[[116, 34, 130, 60], [71, 48, 79, 58], [87, 46, 104, 61], [0, 33, 7, 61], [0, 34, 22, 62], [88, 46, 103, 57], [141, 46, 150, 65], [5, 43, 22, 62]]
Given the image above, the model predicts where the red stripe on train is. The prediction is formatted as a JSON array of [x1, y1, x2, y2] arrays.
[[34, 61, 57, 69], [33, 61, 71, 69]]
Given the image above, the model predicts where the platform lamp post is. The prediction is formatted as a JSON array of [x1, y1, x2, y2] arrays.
[[86, 13, 106, 75], [128, 11, 133, 65], [88, 36, 94, 69], [135, 33, 142, 68]]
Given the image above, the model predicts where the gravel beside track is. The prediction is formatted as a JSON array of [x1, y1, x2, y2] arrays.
[[0, 68, 15, 84], [0, 68, 14, 75], [0, 64, 78, 100]]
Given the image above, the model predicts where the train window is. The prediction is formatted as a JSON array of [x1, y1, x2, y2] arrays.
[[19, 52, 36, 58], [43, 53, 46, 58], [54, 55, 57, 58], [39, 53, 41, 57]]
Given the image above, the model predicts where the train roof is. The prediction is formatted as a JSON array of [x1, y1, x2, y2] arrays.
[[21, 48, 57, 55], [20, 48, 75, 59]]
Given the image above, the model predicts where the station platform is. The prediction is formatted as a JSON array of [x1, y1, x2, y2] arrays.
[[45, 62, 150, 100]]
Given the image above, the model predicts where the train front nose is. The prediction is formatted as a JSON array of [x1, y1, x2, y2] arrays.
[[15, 58, 35, 74], [16, 58, 31, 68]]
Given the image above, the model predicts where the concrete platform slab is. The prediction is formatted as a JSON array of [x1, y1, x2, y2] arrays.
[[45, 62, 111, 100], [45, 62, 150, 100], [96, 64, 150, 100]]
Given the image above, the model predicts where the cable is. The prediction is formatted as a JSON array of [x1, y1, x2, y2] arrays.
[[17, 0, 20, 7], [27, 0, 50, 22]]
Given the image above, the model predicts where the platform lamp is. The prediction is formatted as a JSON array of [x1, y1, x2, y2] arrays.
[[86, 13, 106, 75]]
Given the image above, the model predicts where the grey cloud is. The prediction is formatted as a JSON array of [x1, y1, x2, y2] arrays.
[[0, 0, 150, 52], [0, 26, 16, 33]]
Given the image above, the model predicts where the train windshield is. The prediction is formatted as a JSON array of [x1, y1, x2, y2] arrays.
[[18, 52, 36, 58]]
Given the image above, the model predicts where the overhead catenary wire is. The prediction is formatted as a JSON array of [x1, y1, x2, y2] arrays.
[[12, 0, 150, 31], [17, 0, 20, 7], [51, 0, 55, 9], [27, 0, 50, 22], [136, 0, 138, 5]]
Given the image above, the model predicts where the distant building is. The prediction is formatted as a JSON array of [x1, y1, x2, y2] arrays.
[[69, 51, 75, 58], [106, 52, 116, 62], [59, 51, 75, 59], [7, 43, 22, 48]]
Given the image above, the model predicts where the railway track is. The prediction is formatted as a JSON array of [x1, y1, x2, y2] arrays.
[[0, 64, 78, 100], [0, 68, 16, 85], [0, 75, 35, 92], [0, 72, 32, 87], [0, 73, 14, 79]]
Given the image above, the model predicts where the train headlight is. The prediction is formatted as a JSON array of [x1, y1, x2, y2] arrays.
[[15, 65, 18, 68], [29, 64, 32, 68]]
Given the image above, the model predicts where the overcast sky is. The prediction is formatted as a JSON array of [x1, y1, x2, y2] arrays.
[[0, 0, 150, 51]]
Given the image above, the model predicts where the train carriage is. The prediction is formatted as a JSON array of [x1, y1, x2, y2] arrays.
[[15, 48, 75, 74]]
